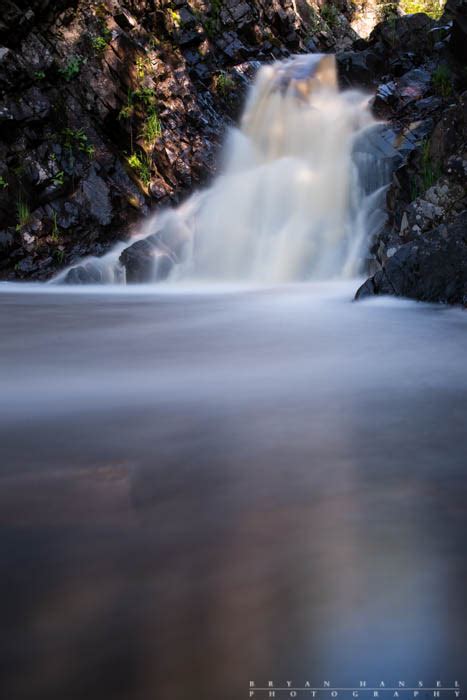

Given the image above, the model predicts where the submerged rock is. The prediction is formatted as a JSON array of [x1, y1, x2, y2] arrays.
[[63, 262, 107, 284]]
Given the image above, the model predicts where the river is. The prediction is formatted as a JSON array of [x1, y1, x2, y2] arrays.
[[0, 281, 466, 699]]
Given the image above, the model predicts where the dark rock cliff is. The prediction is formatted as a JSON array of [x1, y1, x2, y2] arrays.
[[352, 1, 467, 306], [0, 0, 357, 280]]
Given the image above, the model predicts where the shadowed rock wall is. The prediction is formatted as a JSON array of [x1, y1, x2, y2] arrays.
[[0, 0, 358, 279]]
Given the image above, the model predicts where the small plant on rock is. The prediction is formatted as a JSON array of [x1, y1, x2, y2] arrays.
[[54, 248, 65, 264], [58, 55, 86, 82], [50, 211, 60, 242], [420, 139, 441, 192], [215, 71, 235, 97], [62, 128, 95, 158], [127, 151, 152, 186], [91, 21, 112, 55], [16, 198, 30, 230], [135, 56, 150, 82], [321, 3, 340, 28], [52, 170, 65, 186], [133, 86, 156, 107], [119, 103, 135, 121], [141, 109, 162, 143], [0, 176, 8, 190], [92, 36, 108, 55], [432, 64, 452, 98], [168, 8, 181, 28]]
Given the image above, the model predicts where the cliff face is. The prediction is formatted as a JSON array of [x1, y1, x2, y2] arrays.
[[0, 0, 358, 280], [352, 1, 467, 306]]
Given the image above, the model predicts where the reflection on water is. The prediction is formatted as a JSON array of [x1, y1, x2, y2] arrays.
[[0, 282, 466, 700]]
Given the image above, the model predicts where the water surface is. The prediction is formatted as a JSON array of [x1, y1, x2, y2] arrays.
[[0, 282, 466, 699]]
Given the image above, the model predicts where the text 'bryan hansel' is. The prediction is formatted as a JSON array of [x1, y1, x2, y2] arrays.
[[249, 681, 461, 698]]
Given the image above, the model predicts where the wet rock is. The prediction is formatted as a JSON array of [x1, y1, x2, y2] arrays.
[[119, 236, 174, 283], [356, 211, 467, 306], [336, 48, 383, 87], [63, 262, 106, 284], [398, 67, 432, 103]]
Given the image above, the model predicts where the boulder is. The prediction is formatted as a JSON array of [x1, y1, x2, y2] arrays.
[[119, 235, 174, 283], [336, 48, 383, 87], [63, 262, 106, 284], [356, 211, 467, 306]]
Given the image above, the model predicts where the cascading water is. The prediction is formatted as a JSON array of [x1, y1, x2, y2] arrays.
[[57, 54, 393, 286]]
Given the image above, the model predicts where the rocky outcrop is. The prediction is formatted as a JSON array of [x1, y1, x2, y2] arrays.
[[0, 0, 359, 281], [356, 212, 467, 305], [351, 3, 467, 306]]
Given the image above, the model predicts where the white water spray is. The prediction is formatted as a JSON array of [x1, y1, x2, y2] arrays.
[[57, 54, 392, 285]]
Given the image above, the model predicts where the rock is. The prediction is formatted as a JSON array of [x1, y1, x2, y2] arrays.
[[336, 48, 383, 87], [63, 262, 105, 284], [119, 236, 175, 283], [369, 12, 436, 57], [79, 170, 112, 226], [445, 0, 467, 61], [356, 211, 467, 306], [0, 230, 13, 255], [398, 67, 432, 103]]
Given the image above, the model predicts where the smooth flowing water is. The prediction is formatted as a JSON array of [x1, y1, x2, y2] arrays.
[[0, 282, 466, 699], [58, 55, 390, 286]]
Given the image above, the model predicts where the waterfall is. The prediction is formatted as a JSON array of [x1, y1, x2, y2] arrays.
[[57, 54, 392, 286]]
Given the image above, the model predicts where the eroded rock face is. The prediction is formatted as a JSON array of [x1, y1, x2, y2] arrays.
[[0, 0, 359, 281]]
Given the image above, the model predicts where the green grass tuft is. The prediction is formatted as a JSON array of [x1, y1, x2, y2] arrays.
[[16, 198, 30, 229], [432, 64, 452, 98]]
